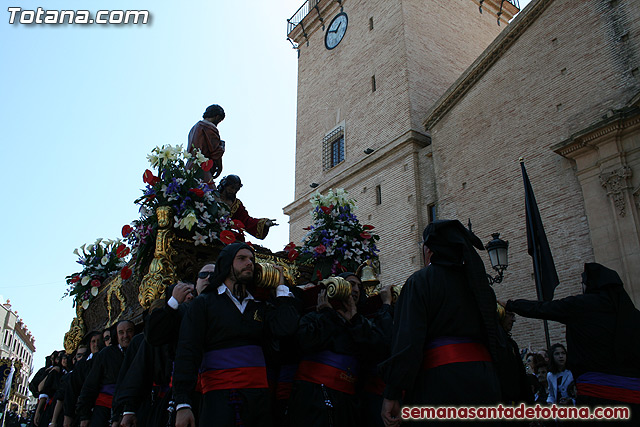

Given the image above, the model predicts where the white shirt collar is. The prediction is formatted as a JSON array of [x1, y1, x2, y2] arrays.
[[217, 284, 254, 313]]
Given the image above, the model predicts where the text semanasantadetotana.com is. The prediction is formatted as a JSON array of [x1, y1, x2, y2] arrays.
[[7, 7, 150, 25], [401, 404, 630, 421]]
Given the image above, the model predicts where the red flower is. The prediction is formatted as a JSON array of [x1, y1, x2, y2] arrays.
[[288, 250, 300, 261], [122, 224, 133, 237], [363, 225, 375, 230], [320, 206, 332, 214], [303, 227, 311, 231], [70, 275, 80, 284], [116, 244, 130, 258], [90, 279, 101, 288], [201, 159, 214, 172], [232, 219, 245, 230], [360, 232, 372, 239], [220, 230, 236, 245], [143, 169, 160, 186], [315, 244, 326, 254], [189, 188, 204, 197], [284, 242, 296, 252], [120, 266, 133, 280]]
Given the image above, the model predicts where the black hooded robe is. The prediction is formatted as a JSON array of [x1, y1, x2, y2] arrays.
[[507, 263, 640, 424], [379, 220, 502, 425], [172, 243, 299, 427], [76, 344, 125, 427]]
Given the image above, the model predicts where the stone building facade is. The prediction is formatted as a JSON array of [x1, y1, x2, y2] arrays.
[[285, 0, 640, 351], [424, 0, 640, 348], [0, 301, 36, 409], [284, 0, 518, 289]]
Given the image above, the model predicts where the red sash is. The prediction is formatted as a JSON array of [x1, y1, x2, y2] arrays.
[[95, 393, 113, 408], [422, 342, 492, 370], [577, 372, 640, 404], [295, 360, 357, 395], [199, 367, 268, 393], [199, 345, 268, 393]]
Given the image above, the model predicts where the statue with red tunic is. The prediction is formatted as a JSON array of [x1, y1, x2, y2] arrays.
[[217, 175, 277, 241], [187, 104, 226, 183]]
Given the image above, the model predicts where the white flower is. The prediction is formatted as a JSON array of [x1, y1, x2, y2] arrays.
[[158, 145, 174, 162], [91, 287, 99, 297], [195, 202, 206, 212], [82, 300, 89, 310], [193, 232, 207, 246], [81, 276, 90, 286], [178, 212, 198, 231], [195, 151, 208, 164], [86, 244, 94, 252], [80, 244, 86, 252], [172, 144, 184, 156], [201, 212, 211, 223], [208, 230, 218, 241], [147, 153, 159, 167], [345, 250, 354, 259], [101, 256, 109, 266], [183, 151, 192, 160], [73, 248, 80, 256]]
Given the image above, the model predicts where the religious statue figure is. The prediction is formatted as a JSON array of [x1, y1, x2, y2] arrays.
[[217, 175, 277, 241], [187, 104, 226, 182]]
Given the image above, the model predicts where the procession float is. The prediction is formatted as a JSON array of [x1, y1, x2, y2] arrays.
[[63, 144, 385, 353]]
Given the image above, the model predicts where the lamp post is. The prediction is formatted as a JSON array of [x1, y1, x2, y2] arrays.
[[485, 233, 509, 284]]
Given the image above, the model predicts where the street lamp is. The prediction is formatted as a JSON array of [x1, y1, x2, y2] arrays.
[[485, 233, 508, 284]]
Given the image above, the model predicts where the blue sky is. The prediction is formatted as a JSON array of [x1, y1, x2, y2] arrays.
[[0, 0, 530, 376], [0, 0, 301, 374]]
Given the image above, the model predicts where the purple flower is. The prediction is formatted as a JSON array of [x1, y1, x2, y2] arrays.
[[165, 178, 181, 194]]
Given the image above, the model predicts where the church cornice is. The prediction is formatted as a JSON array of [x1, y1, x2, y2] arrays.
[[423, 0, 554, 130], [552, 106, 640, 158]]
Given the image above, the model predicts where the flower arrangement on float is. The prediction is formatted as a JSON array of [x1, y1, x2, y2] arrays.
[[64, 238, 131, 309], [127, 144, 238, 267], [283, 188, 380, 280]]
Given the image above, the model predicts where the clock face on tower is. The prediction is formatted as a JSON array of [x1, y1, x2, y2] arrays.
[[325, 12, 348, 50]]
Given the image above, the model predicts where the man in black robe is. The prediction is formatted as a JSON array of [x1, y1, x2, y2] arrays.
[[289, 274, 387, 427], [118, 280, 198, 427], [174, 243, 299, 427], [506, 263, 640, 423], [63, 332, 103, 427], [379, 220, 502, 426], [110, 332, 145, 427], [77, 320, 135, 427]]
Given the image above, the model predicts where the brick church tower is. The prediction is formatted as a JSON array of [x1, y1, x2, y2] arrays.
[[284, 0, 519, 284]]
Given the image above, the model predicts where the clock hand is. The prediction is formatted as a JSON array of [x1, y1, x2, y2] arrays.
[[329, 22, 342, 34]]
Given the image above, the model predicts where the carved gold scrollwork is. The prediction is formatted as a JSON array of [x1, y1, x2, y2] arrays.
[[107, 277, 127, 326], [600, 166, 633, 216], [64, 316, 86, 354], [255, 253, 300, 287], [139, 206, 178, 309]]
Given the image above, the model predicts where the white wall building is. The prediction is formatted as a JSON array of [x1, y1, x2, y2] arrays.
[[0, 300, 36, 410]]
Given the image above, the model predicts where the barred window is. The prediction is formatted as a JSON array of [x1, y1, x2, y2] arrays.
[[323, 126, 345, 170]]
